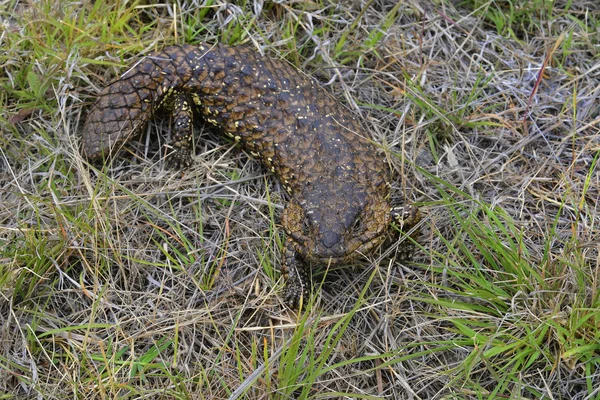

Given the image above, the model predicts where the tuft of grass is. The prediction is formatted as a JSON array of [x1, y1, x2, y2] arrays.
[[407, 168, 600, 397], [460, 0, 556, 39]]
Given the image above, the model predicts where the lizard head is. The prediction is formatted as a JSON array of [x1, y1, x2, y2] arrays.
[[282, 189, 393, 265]]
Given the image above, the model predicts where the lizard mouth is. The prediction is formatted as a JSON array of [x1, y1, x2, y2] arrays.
[[292, 234, 388, 266]]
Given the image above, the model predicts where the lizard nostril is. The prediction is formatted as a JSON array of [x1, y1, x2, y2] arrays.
[[321, 231, 340, 249]]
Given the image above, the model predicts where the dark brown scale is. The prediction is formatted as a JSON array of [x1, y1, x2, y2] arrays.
[[81, 43, 420, 307]]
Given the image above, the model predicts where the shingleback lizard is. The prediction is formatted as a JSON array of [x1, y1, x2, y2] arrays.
[[81, 43, 420, 307]]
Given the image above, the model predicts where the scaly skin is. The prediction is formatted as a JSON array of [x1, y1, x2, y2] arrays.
[[81, 43, 420, 307]]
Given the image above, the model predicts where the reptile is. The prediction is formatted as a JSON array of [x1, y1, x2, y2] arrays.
[[81, 43, 420, 307]]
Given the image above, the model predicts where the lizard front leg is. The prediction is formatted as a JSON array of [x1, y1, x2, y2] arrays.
[[282, 237, 309, 309]]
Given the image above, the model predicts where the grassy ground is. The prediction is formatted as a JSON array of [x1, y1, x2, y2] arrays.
[[1, 0, 599, 398]]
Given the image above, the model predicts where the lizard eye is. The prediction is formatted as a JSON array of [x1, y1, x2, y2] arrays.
[[351, 217, 364, 234], [302, 219, 310, 235]]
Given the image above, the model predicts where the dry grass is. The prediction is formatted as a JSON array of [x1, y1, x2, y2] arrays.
[[1, 0, 599, 398]]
